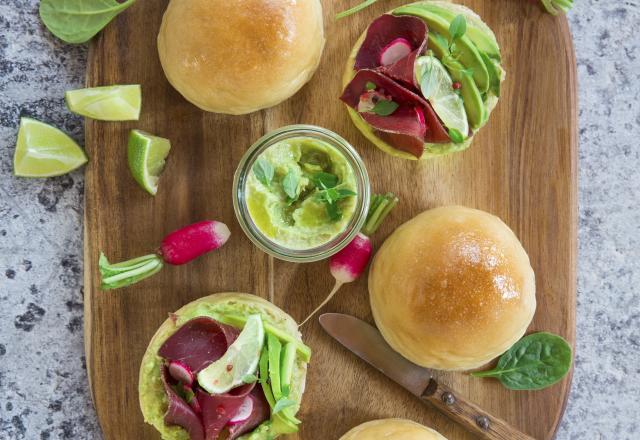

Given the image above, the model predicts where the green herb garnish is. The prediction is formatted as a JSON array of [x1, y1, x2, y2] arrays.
[[273, 398, 297, 415], [253, 157, 274, 187], [472, 332, 573, 390], [282, 169, 299, 202], [371, 100, 399, 116], [312, 172, 339, 189], [448, 14, 467, 42], [365, 81, 377, 91], [316, 188, 357, 221], [40, 0, 136, 44]]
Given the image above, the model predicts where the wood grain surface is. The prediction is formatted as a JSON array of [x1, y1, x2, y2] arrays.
[[83, 1, 577, 439]]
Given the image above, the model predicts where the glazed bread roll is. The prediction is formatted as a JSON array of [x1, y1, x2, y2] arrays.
[[369, 206, 536, 371], [340, 419, 448, 440], [158, 0, 325, 114]]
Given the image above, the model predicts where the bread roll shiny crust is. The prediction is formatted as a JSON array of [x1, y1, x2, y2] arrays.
[[158, 0, 325, 114], [369, 206, 536, 371], [340, 419, 448, 440]]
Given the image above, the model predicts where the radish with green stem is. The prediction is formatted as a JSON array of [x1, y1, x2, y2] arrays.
[[99, 220, 230, 290], [300, 193, 398, 325]]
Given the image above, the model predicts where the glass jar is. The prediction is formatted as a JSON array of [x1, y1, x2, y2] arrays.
[[233, 125, 370, 262]]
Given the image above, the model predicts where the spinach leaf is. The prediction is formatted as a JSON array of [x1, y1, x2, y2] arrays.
[[472, 332, 572, 390], [253, 157, 274, 187], [282, 169, 299, 202], [40, 0, 136, 44]]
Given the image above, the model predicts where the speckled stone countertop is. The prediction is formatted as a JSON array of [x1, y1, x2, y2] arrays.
[[0, 1, 638, 439]]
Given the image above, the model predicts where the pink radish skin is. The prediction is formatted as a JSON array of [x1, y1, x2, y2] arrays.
[[160, 220, 231, 265], [379, 38, 412, 66], [168, 360, 195, 386], [228, 396, 253, 424]]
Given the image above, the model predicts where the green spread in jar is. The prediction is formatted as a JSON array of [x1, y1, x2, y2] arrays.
[[245, 137, 358, 249]]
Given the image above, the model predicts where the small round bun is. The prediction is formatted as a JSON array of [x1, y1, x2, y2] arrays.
[[369, 206, 536, 371], [158, 0, 325, 114], [340, 419, 448, 440], [139, 293, 307, 440]]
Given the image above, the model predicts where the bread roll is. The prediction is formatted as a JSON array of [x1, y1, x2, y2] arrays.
[[340, 419, 448, 440], [158, 0, 325, 114], [369, 206, 536, 371]]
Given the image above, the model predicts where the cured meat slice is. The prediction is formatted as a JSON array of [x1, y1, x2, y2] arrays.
[[161, 366, 205, 440], [340, 69, 450, 157], [354, 14, 428, 87], [227, 388, 271, 440], [196, 383, 255, 440], [158, 317, 239, 373]]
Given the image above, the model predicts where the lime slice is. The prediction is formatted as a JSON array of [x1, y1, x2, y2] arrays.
[[415, 56, 469, 138], [13, 118, 88, 177], [197, 315, 265, 395], [65, 85, 141, 121], [127, 129, 171, 195]]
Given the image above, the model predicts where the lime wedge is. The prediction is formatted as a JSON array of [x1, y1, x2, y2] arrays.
[[127, 129, 171, 195], [65, 85, 141, 121], [13, 118, 88, 177], [415, 56, 469, 139], [197, 315, 265, 395]]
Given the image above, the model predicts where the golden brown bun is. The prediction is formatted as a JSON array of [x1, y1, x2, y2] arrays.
[[369, 206, 536, 371], [158, 0, 325, 114], [340, 419, 448, 440]]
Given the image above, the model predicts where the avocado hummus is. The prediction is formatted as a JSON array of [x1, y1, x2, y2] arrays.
[[245, 137, 357, 249]]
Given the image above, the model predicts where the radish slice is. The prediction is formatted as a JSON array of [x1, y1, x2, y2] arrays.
[[168, 360, 194, 386], [379, 38, 412, 66], [228, 396, 253, 424]]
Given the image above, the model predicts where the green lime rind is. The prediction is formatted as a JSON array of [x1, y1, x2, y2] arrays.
[[127, 129, 171, 196], [13, 117, 88, 178], [65, 85, 141, 121]]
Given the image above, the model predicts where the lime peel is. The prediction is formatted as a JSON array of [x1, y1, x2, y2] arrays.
[[127, 129, 171, 195]]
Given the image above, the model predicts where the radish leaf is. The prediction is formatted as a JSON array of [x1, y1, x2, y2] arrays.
[[40, 0, 136, 44]]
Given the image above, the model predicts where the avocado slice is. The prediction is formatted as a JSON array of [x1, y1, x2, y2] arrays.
[[271, 413, 299, 434], [267, 333, 283, 400], [479, 50, 501, 97], [259, 347, 276, 408], [394, 6, 490, 93], [427, 33, 487, 129], [414, 3, 501, 61], [280, 342, 296, 397], [215, 313, 311, 362]]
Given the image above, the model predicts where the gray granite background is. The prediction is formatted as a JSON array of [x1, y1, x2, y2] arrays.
[[0, 1, 638, 439]]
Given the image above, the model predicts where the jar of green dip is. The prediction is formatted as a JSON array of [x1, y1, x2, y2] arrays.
[[233, 125, 370, 262]]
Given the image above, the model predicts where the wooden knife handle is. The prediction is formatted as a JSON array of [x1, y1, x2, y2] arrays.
[[420, 378, 535, 440]]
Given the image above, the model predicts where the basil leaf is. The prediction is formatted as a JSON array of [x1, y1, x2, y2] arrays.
[[312, 172, 339, 189], [325, 201, 342, 221], [371, 100, 399, 116], [336, 189, 357, 198], [448, 14, 467, 42], [273, 398, 297, 415], [241, 374, 258, 384], [365, 81, 377, 91], [40, 0, 136, 44], [282, 169, 299, 201], [448, 128, 465, 144], [253, 157, 274, 187], [472, 332, 573, 390]]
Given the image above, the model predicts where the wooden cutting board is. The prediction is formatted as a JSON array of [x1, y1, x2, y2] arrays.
[[83, 1, 577, 439]]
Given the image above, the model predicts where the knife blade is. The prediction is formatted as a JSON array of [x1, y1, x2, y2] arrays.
[[319, 313, 534, 440]]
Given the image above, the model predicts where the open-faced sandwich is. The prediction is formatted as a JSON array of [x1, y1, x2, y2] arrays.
[[340, 1, 505, 159], [139, 293, 310, 439]]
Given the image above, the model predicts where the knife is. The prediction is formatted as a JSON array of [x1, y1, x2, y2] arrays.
[[319, 313, 534, 440]]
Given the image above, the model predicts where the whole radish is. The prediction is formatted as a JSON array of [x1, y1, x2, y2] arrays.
[[99, 220, 230, 290], [300, 193, 398, 325]]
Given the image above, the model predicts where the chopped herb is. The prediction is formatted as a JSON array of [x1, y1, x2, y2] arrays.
[[282, 169, 299, 201], [371, 99, 399, 116], [273, 398, 297, 415], [253, 157, 274, 187], [365, 81, 377, 91], [448, 128, 465, 144], [312, 172, 339, 189], [448, 15, 467, 42]]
